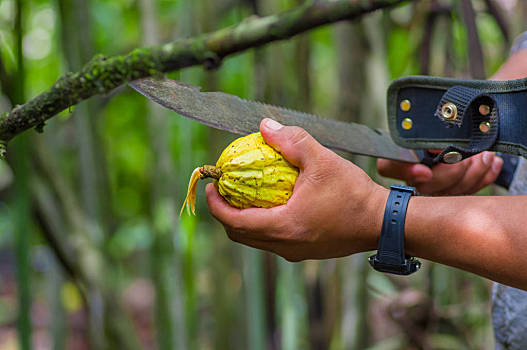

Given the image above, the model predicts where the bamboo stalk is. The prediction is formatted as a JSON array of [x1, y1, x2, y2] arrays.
[[334, 19, 371, 349], [257, 1, 311, 347], [45, 249, 66, 350], [177, 2, 200, 347], [56, 1, 108, 347], [12, 1, 32, 348], [459, 0, 485, 79], [231, 2, 272, 349], [13, 137, 32, 350], [139, 0, 187, 348], [277, 260, 310, 350]]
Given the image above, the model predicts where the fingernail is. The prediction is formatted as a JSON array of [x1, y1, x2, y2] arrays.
[[492, 156, 503, 173], [482, 152, 493, 165], [264, 118, 283, 130]]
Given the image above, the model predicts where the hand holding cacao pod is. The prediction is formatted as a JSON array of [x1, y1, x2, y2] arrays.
[[206, 119, 389, 262]]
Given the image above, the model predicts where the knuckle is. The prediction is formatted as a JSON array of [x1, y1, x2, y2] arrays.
[[304, 156, 337, 184], [273, 220, 292, 238], [306, 168, 331, 184], [283, 224, 319, 245], [297, 228, 319, 244], [288, 126, 311, 147]]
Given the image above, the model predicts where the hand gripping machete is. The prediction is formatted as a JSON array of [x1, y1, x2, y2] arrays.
[[129, 77, 422, 163]]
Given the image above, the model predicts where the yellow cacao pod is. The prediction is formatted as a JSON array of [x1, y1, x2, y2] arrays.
[[180, 132, 298, 215]]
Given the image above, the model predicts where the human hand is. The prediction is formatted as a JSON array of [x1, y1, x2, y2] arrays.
[[206, 118, 388, 261], [376, 152, 503, 195]]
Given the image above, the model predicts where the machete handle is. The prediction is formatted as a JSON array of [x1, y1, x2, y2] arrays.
[[414, 149, 440, 168], [495, 153, 518, 189]]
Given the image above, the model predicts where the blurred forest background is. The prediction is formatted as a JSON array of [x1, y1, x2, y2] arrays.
[[0, 0, 525, 349]]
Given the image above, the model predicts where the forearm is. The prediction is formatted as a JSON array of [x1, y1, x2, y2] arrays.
[[404, 195, 527, 289], [491, 50, 527, 80]]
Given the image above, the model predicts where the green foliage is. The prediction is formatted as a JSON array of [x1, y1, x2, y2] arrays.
[[0, 0, 518, 349], [107, 218, 152, 259]]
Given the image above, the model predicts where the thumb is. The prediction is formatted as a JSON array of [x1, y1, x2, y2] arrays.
[[259, 118, 323, 168]]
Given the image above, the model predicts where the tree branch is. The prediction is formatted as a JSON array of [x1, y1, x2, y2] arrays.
[[0, 0, 411, 153], [483, 0, 510, 45], [459, 0, 485, 79]]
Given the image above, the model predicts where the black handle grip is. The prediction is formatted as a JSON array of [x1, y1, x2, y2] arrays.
[[495, 153, 518, 189], [414, 149, 439, 167]]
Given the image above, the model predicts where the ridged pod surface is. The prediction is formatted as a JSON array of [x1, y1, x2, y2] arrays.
[[215, 132, 298, 209], [180, 132, 298, 215]]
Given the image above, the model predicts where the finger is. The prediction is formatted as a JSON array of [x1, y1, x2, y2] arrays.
[[412, 160, 470, 194], [225, 233, 304, 262], [441, 152, 494, 195], [224, 227, 280, 250], [224, 229, 308, 262], [466, 155, 503, 194], [259, 118, 325, 168], [205, 183, 287, 240], [377, 159, 433, 183]]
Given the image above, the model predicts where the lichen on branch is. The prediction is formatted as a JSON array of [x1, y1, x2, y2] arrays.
[[0, 0, 411, 150]]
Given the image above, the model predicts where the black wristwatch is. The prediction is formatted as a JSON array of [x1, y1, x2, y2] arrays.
[[368, 185, 421, 275]]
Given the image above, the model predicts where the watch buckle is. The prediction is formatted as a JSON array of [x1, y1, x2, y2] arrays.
[[368, 254, 421, 276]]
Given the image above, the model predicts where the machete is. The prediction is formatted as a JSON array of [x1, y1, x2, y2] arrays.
[[129, 77, 421, 163]]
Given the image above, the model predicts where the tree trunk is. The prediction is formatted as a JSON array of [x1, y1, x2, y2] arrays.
[[334, 19, 371, 350]]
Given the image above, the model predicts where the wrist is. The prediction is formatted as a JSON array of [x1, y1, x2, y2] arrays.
[[364, 184, 389, 252], [490, 50, 527, 81]]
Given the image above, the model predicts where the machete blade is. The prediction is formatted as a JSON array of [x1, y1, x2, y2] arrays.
[[129, 77, 420, 163]]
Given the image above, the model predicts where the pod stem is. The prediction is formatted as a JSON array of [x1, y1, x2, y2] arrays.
[[200, 165, 222, 180], [180, 165, 222, 216]]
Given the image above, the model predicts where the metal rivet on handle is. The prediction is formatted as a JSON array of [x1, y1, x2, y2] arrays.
[[479, 104, 490, 116], [479, 121, 491, 133], [441, 102, 458, 120], [400, 99, 411, 111], [443, 151, 462, 164], [401, 118, 413, 130]]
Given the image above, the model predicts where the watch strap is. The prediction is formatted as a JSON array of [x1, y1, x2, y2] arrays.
[[368, 185, 421, 275]]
